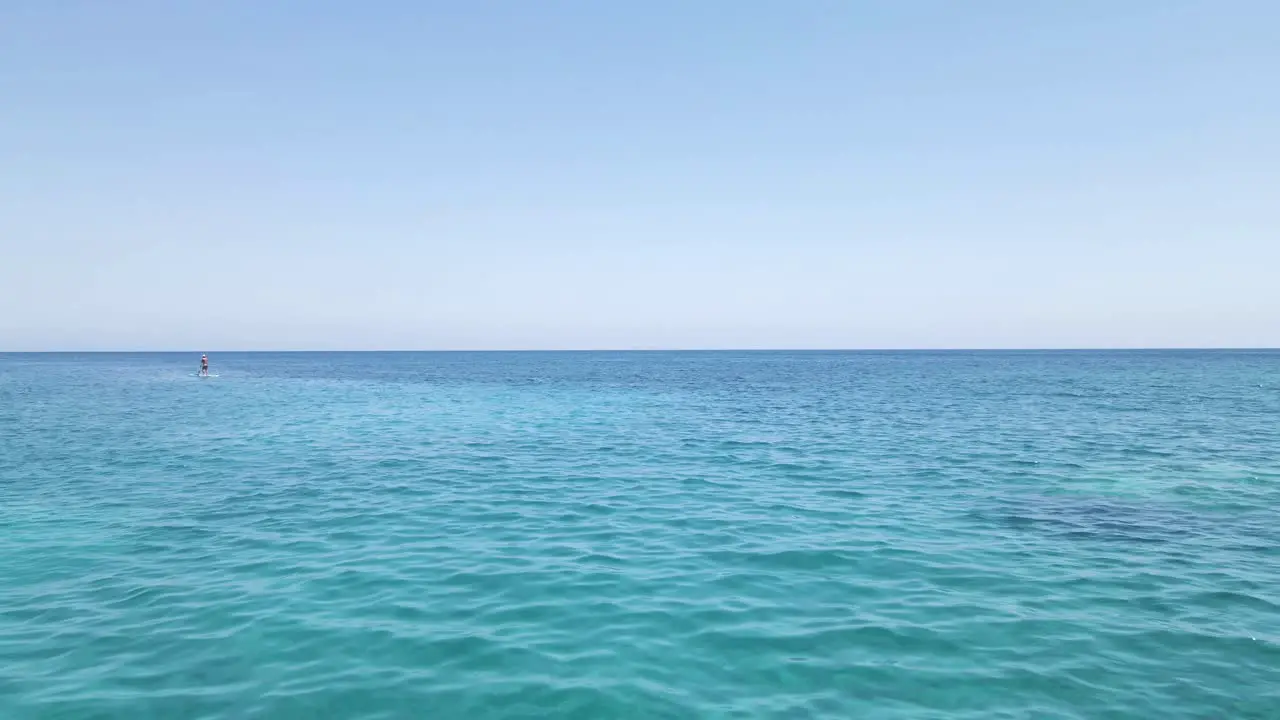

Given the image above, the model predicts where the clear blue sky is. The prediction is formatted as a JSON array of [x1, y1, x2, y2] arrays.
[[2, 1, 1276, 350]]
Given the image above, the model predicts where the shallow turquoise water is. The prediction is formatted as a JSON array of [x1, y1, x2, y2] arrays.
[[1, 351, 1278, 719]]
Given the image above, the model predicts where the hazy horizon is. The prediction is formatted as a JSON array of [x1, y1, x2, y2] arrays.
[[3, 346, 1278, 354], [3, 1, 1277, 351]]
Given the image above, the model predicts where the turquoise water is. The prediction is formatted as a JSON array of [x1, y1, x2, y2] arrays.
[[1, 351, 1277, 719]]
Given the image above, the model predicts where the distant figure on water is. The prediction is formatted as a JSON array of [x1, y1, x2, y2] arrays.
[[200, 354, 209, 377]]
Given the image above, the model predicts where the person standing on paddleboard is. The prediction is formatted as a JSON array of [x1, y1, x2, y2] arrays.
[[200, 354, 209, 377]]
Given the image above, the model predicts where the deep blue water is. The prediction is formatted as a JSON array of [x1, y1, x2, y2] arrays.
[[1, 351, 1278, 719]]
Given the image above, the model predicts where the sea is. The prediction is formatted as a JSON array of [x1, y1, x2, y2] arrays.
[[1, 350, 1277, 719]]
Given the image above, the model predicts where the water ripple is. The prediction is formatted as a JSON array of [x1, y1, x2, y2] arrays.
[[1, 351, 1278, 718]]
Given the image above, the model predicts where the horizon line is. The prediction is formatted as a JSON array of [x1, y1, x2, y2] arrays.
[[2, 347, 1277, 354]]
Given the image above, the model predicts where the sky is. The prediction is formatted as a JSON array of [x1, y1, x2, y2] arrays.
[[1, 1, 1276, 350]]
